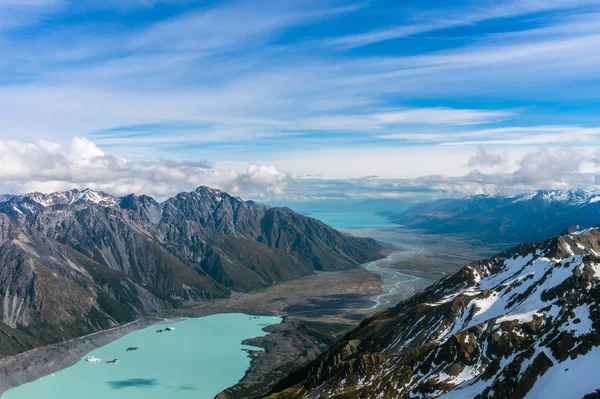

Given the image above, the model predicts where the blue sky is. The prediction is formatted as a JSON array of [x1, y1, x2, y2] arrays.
[[1, 0, 600, 200]]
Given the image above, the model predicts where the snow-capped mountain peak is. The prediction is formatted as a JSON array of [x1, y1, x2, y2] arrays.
[[512, 189, 594, 205], [0, 189, 119, 216], [28, 188, 118, 208], [71, 188, 119, 206]]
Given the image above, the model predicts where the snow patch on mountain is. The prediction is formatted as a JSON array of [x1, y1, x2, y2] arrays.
[[522, 345, 600, 399], [512, 189, 594, 205], [29, 188, 118, 207], [0, 189, 120, 216], [269, 228, 600, 399]]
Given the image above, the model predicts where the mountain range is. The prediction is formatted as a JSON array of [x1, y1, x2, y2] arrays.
[[268, 227, 600, 398], [388, 189, 600, 245], [0, 187, 381, 357]]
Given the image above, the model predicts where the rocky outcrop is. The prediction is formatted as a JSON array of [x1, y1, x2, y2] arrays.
[[268, 228, 600, 399], [0, 187, 381, 357]]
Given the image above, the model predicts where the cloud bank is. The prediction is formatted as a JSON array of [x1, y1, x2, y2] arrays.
[[1, 138, 599, 202], [0, 137, 288, 199]]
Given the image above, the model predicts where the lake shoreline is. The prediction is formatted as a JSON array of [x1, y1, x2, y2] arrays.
[[1, 314, 283, 399], [0, 226, 472, 398], [0, 266, 381, 399], [0, 317, 182, 396]]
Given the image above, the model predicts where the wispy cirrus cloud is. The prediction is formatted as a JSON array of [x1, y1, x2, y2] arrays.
[[322, 0, 600, 49], [126, 0, 361, 54], [1, 0, 599, 147], [373, 108, 513, 126], [441, 126, 600, 146], [378, 126, 600, 146], [0, 0, 65, 28], [294, 108, 512, 131]]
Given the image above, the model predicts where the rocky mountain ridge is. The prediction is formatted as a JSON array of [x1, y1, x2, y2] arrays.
[[268, 227, 600, 399], [389, 189, 600, 245], [0, 186, 381, 357]]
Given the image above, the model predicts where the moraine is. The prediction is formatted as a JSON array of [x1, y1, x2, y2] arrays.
[[2, 314, 281, 399]]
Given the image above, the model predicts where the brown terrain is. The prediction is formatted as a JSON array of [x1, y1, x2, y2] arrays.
[[0, 201, 496, 399]]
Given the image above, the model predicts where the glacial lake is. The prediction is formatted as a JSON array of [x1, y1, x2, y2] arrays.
[[298, 210, 393, 229], [2, 314, 281, 399], [2, 210, 428, 398], [267, 200, 405, 230]]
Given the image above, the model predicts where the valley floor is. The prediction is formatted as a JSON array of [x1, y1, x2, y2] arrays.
[[0, 227, 500, 399], [0, 268, 383, 398], [196, 227, 501, 398]]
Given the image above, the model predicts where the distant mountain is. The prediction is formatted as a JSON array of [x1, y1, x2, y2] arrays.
[[388, 189, 600, 245], [0, 187, 381, 356], [0, 194, 15, 204], [268, 228, 600, 398]]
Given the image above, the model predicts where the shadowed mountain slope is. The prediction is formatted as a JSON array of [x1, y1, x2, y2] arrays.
[[389, 189, 600, 245], [0, 187, 381, 356]]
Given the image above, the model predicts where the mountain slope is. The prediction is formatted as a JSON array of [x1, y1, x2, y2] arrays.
[[268, 227, 600, 399], [389, 189, 600, 245], [0, 187, 381, 357]]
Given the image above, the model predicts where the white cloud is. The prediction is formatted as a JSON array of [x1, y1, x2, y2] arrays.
[[295, 108, 513, 131], [0, 0, 598, 154], [336, 27, 600, 99], [244, 165, 289, 195], [252, 146, 480, 179], [0, 0, 64, 30], [589, 149, 600, 165], [2, 138, 600, 202], [248, 146, 600, 200], [323, 0, 600, 49], [373, 108, 513, 126], [0, 137, 289, 199], [441, 126, 600, 146], [379, 126, 600, 145], [376, 133, 447, 141], [511, 148, 586, 185], [467, 146, 506, 168]]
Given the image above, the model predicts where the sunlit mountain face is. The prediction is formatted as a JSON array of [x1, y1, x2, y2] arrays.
[[269, 228, 600, 399]]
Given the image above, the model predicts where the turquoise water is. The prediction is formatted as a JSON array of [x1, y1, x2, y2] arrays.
[[270, 200, 409, 229], [3, 314, 281, 399], [300, 211, 392, 229]]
